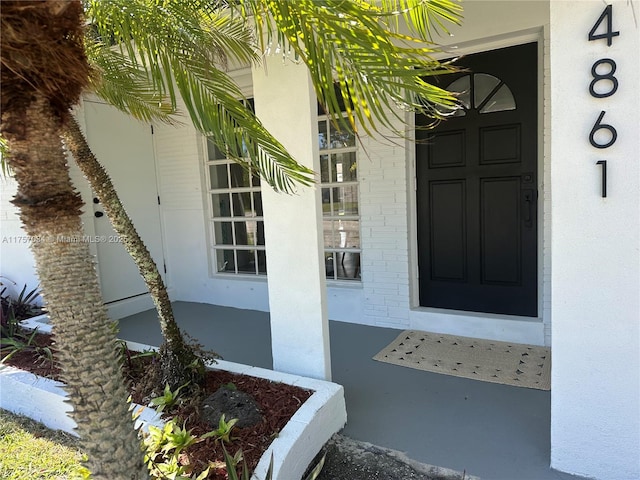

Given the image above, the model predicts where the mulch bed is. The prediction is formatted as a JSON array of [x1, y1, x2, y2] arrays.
[[2, 331, 313, 479]]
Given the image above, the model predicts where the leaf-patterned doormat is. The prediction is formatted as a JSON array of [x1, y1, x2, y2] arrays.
[[373, 330, 551, 390]]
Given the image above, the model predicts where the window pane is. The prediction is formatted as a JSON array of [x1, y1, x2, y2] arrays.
[[332, 185, 358, 215], [230, 163, 251, 188], [323, 220, 336, 248], [321, 188, 332, 216], [236, 249, 256, 273], [232, 192, 252, 217], [332, 152, 357, 182], [209, 164, 229, 189], [207, 138, 226, 161], [211, 193, 231, 217], [255, 221, 265, 245], [214, 221, 233, 245], [320, 154, 330, 183], [235, 221, 262, 246], [330, 122, 355, 148], [216, 249, 236, 273], [325, 252, 336, 279], [474, 74, 500, 109], [338, 220, 360, 248], [446, 75, 471, 109], [257, 250, 267, 274], [253, 192, 263, 216], [318, 121, 329, 150], [251, 171, 261, 187], [480, 84, 516, 113], [337, 251, 360, 280], [234, 221, 249, 246]]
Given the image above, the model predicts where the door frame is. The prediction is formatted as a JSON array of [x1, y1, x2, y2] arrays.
[[407, 30, 549, 343]]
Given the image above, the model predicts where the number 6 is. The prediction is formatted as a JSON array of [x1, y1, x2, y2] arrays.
[[589, 111, 617, 149]]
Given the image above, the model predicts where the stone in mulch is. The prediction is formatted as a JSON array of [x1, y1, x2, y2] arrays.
[[201, 386, 263, 428]]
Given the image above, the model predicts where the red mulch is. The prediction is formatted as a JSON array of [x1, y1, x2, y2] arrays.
[[1, 331, 313, 479]]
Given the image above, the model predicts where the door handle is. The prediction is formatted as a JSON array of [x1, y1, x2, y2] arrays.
[[523, 190, 534, 228]]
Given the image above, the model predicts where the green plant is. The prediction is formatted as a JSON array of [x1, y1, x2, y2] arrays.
[[304, 451, 327, 480], [0, 302, 22, 340], [118, 339, 158, 372], [2, 326, 39, 361], [149, 383, 189, 413], [222, 446, 326, 480], [0, 284, 44, 323], [222, 445, 259, 480], [209, 413, 239, 444], [0, 284, 52, 367], [0, 314, 53, 368], [143, 419, 212, 480]]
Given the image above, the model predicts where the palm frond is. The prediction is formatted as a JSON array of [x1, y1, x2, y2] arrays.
[[87, 41, 176, 124], [240, 0, 462, 136], [86, 0, 313, 192], [172, 58, 315, 191], [0, 135, 11, 177], [379, 0, 463, 41]]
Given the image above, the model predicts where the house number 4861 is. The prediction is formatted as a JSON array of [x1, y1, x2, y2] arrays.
[[588, 4, 620, 198]]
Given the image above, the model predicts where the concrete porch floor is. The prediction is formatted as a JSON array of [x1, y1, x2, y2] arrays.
[[117, 301, 585, 480]]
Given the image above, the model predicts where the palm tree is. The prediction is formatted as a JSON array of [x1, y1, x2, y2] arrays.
[[0, 2, 148, 477], [2, 0, 461, 475]]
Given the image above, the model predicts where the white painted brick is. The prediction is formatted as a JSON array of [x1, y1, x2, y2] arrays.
[[372, 272, 401, 281], [372, 287, 400, 296], [384, 216, 408, 227], [387, 306, 410, 319], [363, 295, 387, 306]]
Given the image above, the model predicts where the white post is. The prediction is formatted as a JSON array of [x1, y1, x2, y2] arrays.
[[252, 57, 332, 381]]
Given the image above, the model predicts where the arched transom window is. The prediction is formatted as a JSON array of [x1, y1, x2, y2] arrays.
[[446, 73, 516, 116]]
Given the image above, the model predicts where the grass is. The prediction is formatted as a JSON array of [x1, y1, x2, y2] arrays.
[[0, 409, 88, 479]]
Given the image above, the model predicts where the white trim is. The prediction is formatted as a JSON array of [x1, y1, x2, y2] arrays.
[[105, 292, 164, 320]]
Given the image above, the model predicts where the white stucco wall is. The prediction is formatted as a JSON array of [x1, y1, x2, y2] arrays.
[[0, 178, 40, 296], [550, 1, 640, 479]]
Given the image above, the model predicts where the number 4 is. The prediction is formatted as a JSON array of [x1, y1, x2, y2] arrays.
[[589, 4, 620, 46]]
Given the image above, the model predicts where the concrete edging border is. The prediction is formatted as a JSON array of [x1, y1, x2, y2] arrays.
[[1, 322, 346, 480]]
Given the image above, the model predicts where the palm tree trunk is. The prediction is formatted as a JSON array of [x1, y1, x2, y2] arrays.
[[2, 96, 148, 479], [61, 113, 204, 389]]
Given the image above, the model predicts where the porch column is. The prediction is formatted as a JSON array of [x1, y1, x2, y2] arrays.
[[550, 1, 639, 479], [252, 57, 332, 380]]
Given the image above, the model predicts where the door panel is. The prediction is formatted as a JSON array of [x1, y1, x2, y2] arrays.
[[430, 181, 466, 281], [480, 177, 520, 285], [83, 100, 165, 304], [416, 43, 538, 317]]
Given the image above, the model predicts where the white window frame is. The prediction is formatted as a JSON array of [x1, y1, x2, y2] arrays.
[[205, 133, 266, 277], [318, 114, 361, 281]]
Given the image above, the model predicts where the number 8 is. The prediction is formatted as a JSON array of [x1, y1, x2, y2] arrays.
[[589, 59, 618, 98]]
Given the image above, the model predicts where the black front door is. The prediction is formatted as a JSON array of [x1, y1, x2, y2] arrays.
[[416, 43, 538, 317]]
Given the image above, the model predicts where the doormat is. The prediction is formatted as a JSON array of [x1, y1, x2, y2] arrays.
[[373, 330, 551, 390]]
